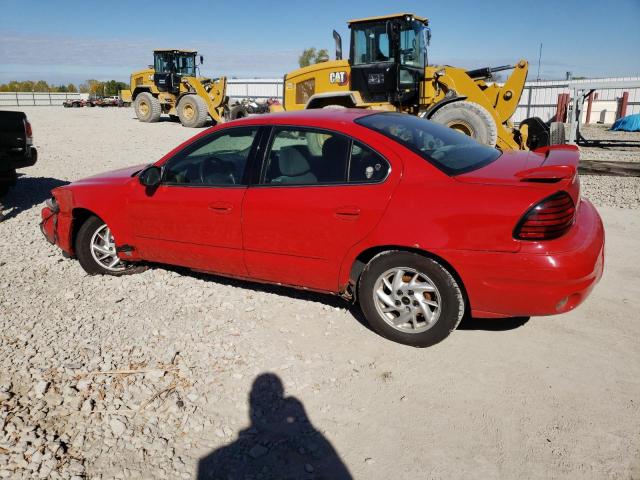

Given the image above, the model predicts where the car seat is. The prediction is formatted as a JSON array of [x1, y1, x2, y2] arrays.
[[271, 147, 317, 185]]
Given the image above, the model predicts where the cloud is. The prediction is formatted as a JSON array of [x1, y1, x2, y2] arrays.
[[0, 31, 300, 82]]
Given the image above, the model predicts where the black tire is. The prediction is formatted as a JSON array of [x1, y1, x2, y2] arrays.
[[430, 101, 498, 147], [228, 104, 248, 120], [134, 92, 161, 123], [75, 215, 145, 276], [0, 182, 9, 197], [550, 122, 566, 145], [177, 95, 209, 128], [358, 251, 465, 347]]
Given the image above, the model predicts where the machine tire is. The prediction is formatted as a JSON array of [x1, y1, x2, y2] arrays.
[[358, 251, 465, 347], [177, 95, 209, 128], [134, 92, 161, 123], [228, 105, 249, 120], [550, 122, 566, 145], [430, 101, 498, 147]]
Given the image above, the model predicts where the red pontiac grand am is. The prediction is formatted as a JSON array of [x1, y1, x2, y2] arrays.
[[41, 110, 604, 347]]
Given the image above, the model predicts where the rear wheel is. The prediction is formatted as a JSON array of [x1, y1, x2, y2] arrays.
[[75, 216, 144, 276], [358, 251, 465, 347], [177, 95, 209, 128], [134, 92, 161, 123], [430, 101, 498, 147]]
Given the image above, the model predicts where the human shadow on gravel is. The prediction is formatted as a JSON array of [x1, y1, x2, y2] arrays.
[[0, 175, 69, 220], [196, 373, 352, 480]]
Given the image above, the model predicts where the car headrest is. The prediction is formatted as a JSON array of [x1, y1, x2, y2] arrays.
[[322, 135, 350, 161], [278, 147, 311, 176]]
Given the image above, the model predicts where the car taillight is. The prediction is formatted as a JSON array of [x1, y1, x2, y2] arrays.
[[514, 191, 576, 240], [24, 119, 33, 144]]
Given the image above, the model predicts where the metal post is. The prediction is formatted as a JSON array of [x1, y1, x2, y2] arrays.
[[15, 91, 19, 106], [536, 43, 542, 81], [617, 91, 629, 120], [585, 91, 594, 124]]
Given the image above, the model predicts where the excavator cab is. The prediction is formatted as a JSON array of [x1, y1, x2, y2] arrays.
[[153, 50, 198, 94], [348, 14, 429, 105]]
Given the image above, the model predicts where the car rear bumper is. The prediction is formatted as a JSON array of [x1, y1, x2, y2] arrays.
[[1, 147, 38, 171], [441, 199, 605, 318]]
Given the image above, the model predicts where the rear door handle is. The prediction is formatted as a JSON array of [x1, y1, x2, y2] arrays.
[[335, 206, 361, 220], [209, 201, 233, 214]]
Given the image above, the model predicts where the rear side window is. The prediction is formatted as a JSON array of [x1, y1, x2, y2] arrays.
[[349, 141, 389, 183], [260, 127, 389, 186], [355, 112, 501, 175]]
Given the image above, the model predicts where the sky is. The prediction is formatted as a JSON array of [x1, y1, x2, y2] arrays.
[[1, 0, 639, 85]]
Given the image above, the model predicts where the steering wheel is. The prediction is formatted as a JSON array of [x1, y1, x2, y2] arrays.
[[198, 156, 235, 184]]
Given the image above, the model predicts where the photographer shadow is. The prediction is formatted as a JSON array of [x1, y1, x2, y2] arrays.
[[197, 373, 352, 480]]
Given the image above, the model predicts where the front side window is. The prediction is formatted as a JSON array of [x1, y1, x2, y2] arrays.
[[164, 127, 258, 186], [356, 113, 501, 175], [174, 55, 196, 76], [352, 23, 394, 65], [399, 22, 427, 69]]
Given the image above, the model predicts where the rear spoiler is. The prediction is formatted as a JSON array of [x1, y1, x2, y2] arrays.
[[518, 145, 580, 182]]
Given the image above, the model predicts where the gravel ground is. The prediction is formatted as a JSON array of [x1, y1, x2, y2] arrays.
[[579, 124, 640, 163], [1, 107, 639, 479]]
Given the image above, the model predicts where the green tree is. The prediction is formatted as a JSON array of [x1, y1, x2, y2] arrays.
[[33, 80, 50, 92], [67, 83, 78, 93], [299, 48, 331, 67]]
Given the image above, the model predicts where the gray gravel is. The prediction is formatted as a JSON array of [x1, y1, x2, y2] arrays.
[[1, 107, 639, 479]]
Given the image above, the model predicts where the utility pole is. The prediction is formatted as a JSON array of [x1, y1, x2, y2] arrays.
[[536, 43, 542, 81]]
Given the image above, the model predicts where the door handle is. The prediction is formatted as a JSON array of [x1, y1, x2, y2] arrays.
[[209, 201, 233, 214], [334, 206, 361, 220]]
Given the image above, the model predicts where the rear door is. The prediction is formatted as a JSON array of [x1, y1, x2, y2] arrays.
[[242, 126, 398, 292], [128, 126, 261, 276]]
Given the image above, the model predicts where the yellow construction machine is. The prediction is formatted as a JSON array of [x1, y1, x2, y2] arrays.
[[121, 49, 228, 128], [283, 13, 556, 150]]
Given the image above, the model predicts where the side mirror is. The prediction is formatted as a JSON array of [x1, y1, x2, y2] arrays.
[[139, 166, 162, 187], [200, 55, 204, 64]]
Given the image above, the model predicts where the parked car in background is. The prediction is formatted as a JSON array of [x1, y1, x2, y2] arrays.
[[1, 110, 37, 218], [40, 110, 604, 346], [63, 99, 85, 108]]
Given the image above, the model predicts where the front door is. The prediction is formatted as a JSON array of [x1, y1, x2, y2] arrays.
[[242, 126, 397, 292], [128, 126, 260, 276]]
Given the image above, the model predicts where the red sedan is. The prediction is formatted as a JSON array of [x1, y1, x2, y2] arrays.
[[40, 110, 604, 346]]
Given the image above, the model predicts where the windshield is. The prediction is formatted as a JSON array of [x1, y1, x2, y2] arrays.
[[352, 23, 393, 65], [154, 52, 196, 76], [399, 21, 427, 68], [355, 113, 501, 175]]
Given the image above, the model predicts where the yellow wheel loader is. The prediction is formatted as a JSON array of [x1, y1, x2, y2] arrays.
[[122, 50, 228, 128], [283, 13, 557, 150]]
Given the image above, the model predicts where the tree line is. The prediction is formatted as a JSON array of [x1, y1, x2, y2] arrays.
[[0, 79, 128, 96]]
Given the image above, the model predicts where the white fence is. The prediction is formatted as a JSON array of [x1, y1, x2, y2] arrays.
[[3, 76, 639, 124], [0, 92, 87, 107], [513, 77, 640, 124]]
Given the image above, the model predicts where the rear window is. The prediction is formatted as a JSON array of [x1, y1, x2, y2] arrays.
[[355, 112, 501, 175]]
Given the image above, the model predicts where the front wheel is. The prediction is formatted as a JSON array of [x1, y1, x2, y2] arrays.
[[75, 216, 144, 276], [358, 251, 465, 347]]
